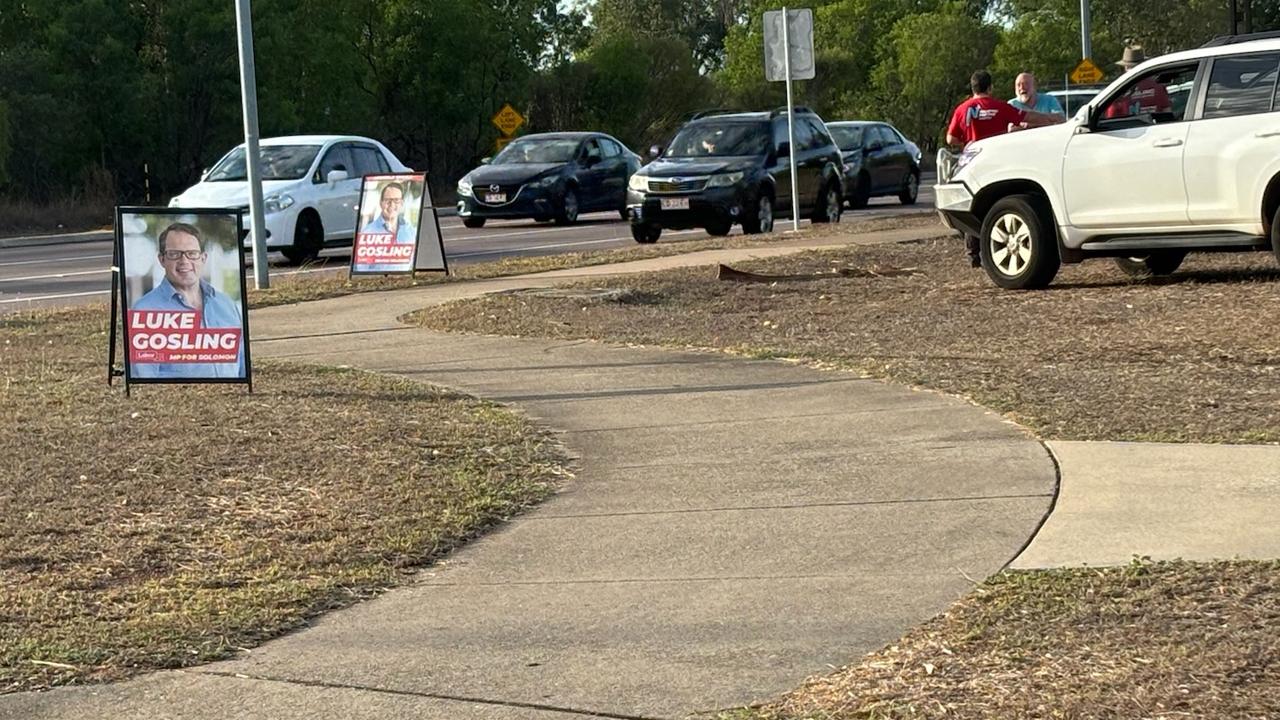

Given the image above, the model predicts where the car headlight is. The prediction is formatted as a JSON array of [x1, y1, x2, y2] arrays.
[[263, 193, 295, 214], [706, 171, 744, 188], [628, 174, 649, 192], [457, 177, 473, 197], [955, 146, 982, 173]]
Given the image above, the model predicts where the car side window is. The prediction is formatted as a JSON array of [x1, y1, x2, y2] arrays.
[[582, 139, 602, 162], [1204, 53, 1280, 119], [351, 146, 389, 177], [1099, 63, 1199, 126], [803, 118, 833, 150], [773, 119, 791, 153], [600, 138, 622, 158], [873, 126, 896, 148], [792, 118, 818, 151], [316, 144, 354, 183]]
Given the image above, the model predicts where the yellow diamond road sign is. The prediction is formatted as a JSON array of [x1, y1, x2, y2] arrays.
[[492, 104, 525, 137], [1071, 58, 1104, 84]]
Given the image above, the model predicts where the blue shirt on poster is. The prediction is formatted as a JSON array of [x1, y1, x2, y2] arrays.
[[360, 215, 416, 243], [130, 278, 245, 379], [1009, 92, 1064, 116]]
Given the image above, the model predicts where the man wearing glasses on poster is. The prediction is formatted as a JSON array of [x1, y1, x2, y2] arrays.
[[360, 182, 416, 243], [130, 222, 245, 379]]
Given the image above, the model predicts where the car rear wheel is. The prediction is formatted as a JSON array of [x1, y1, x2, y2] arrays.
[[706, 220, 732, 236], [848, 172, 870, 209], [742, 193, 774, 234], [812, 182, 841, 224], [899, 170, 919, 205], [555, 188, 579, 225], [463, 217, 486, 229], [281, 211, 323, 265], [1115, 251, 1186, 279], [630, 223, 661, 244], [979, 194, 1060, 289]]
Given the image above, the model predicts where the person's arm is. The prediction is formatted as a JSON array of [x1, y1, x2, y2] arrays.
[[945, 104, 965, 148], [1022, 109, 1064, 127]]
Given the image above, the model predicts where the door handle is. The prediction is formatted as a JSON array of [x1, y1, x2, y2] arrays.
[[1255, 130, 1280, 138], [1151, 138, 1183, 148]]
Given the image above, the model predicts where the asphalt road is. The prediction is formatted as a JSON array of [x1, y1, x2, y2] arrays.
[[0, 180, 933, 311]]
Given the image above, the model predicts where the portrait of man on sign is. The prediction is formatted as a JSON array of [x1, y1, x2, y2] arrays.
[[351, 174, 427, 275], [120, 212, 248, 382]]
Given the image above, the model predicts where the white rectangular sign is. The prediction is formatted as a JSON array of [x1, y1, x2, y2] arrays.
[[764, 8, 815, 82]]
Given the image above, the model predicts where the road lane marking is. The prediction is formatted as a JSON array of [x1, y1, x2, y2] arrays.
[[0, 269, 110, 283], [0, 290, 109, 305], [0, 253, 113, 268]]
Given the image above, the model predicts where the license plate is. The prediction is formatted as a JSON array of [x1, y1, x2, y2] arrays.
[[660, 197, 690, 210], [485, 193, 507, 203]]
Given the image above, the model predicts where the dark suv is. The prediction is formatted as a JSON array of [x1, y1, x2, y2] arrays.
[[626, 108, 845, 243]]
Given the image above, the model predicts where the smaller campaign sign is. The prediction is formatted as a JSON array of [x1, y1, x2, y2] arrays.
[[115, 208, 251, 386], [352, 174, 426, 275]]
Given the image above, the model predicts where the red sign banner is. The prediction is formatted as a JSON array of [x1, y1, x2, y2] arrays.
[[128, 310, 242, 364]]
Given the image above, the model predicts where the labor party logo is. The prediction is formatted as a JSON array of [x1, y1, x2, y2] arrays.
[[351, 174, 427, 275], [115, 209, 251, 384]]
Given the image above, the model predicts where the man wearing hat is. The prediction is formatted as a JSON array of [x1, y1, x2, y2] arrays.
[[1105, 46, 1172, 118]]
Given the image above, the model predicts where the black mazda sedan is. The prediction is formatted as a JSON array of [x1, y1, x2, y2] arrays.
[[456, 132, 641, 228]]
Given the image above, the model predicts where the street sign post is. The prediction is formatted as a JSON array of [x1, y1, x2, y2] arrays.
[[1071, 58, 1104, 84], [492, 104, 525, 137], [763, 7, 814, 233]]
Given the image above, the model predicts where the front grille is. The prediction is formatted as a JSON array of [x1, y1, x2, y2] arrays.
[[648, 177, 707, 193]]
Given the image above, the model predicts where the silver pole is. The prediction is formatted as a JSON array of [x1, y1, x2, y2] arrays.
[[782, 7, 800, 232], [235, 0, 270, 290], [1080, 0, 1092, 60]]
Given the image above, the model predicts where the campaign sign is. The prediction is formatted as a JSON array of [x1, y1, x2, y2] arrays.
[[112, 208, 251, 388], [352, 174, 426, 275]]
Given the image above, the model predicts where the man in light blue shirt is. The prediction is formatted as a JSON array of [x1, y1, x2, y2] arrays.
[[360, 182, 415, 243], [1010, 72, 1064, 117], [130, 222, 245, 380]]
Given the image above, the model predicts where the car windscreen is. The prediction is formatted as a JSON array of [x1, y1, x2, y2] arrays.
[[666, 121, 770, 157], [827, 126, 864, 151], [205, 145, 321, 181], [493, 138, 580, 164]]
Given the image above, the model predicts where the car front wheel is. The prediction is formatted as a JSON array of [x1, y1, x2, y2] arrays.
[[812, 181, 841, 224], [979, 195, 1060, 289], [463, 217, 486, 229], [281, 212, 323, 265], [742, 192, 774, 234], [899, 170, 919, 205], [555, 188, 579, 225]]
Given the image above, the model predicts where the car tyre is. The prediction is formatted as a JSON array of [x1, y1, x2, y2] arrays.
[[979, 194, 1060, 289], [463, 217, 486, 229], [1114, 251, 1186, 279], [849, 172, 870, 209], [1270, 204, 1280, 265], [812, 181, 842, 224], [555, 188, 580, 225], [706, 220, 732, 237], [742, 192, 775, 235], [281, 211, 323, 265], [630, 223, 661, 244], [898, 169, 919, 205], [618, 208, 629, 221]]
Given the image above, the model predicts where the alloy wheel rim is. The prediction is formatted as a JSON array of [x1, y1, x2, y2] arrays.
[[907, 174, 918, 199], [826, 189, 840, 222], [989, 212, 1033, 277], [760, 196, 774, 232], [565, 191, 578, 220]]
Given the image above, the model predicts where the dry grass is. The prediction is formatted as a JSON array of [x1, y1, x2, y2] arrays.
[[724, 559, 1280, 720], [411, 237, 1280, 443], [246, 213, 939, 309], [0, 308, 570, 693], [0, 197, 112, 236]]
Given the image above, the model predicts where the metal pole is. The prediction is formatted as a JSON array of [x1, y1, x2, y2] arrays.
[[234, 0, 270, 290], [1080, 0, 1091, 60], [782, 7, 800, 232], [1245, 0, 1253, 34]]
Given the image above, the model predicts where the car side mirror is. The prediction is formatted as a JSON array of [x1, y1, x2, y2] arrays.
[[326, 169, 349, 184], [777, 141, 791, 158], [648, 145, 663, 159], [200, 167, 210, 181], [480, 156, 492, 165]]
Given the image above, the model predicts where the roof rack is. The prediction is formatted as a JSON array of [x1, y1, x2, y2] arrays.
[[771, 106, 815, 116], [688, 108, 743, 120], [1201, 30, 1280, 47]]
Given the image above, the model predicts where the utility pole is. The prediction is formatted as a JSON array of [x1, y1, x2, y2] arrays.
[[1080, 0, 1091, 60], [234, 0, 270, 290], [1230, 0, 1239, 35]]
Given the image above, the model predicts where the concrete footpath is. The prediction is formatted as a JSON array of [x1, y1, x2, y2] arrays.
[[6, 225, 1277, 719]]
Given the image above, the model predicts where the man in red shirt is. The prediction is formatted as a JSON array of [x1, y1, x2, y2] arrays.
[[944, 71, 1062, 266], [946, 70, 1062, 148]]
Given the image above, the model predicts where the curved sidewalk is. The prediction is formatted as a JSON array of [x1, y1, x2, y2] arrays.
[[6, 235, 1057, 719]]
